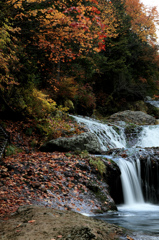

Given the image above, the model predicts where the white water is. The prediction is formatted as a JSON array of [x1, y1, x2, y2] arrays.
[[135, 125, 159, 147], [71, 115, 126, 151], [72, 115, 159, 149], [118, 158, 144, 205]]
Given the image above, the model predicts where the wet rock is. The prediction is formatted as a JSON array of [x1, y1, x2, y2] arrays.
[[145, 101, 159, 119], [103, 158, 122, 204], [75, 162, 91, 172], [124, 124, 142, 148], [156, 119, 159, 124], [86, 182, 101, 193], [40, 131, 102, 154]]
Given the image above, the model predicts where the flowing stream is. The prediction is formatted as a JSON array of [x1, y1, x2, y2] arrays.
[[72, 114, 159, 239], [146, 100, 159, 108]]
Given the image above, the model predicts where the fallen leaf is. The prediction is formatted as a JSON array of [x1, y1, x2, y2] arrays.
[[16, 223, 22, 228], [127, 236, 134, 240], [28, 220, 36, 223]]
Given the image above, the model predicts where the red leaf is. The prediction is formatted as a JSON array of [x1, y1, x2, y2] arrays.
[[28, 220, 36, 223]]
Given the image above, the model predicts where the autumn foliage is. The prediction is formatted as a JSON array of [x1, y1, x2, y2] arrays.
[[125, 0, 159, 42], [0, 0, 159, 117]]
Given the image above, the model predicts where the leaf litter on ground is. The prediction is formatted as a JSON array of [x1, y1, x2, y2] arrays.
[[0, 120, 109, 219]]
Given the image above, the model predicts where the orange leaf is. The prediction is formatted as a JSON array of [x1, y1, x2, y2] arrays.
[[127, 236, 134, 240], [28, 220, 36, 223]]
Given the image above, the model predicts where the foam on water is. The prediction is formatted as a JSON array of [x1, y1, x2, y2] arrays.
[[135, 125, 159, 148], [118, 203, 159, 212]]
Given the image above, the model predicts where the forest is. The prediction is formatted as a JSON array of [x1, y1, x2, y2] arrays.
[[1, 0, 159, 125]]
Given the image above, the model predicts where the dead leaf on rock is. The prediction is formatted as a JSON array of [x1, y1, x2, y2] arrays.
[[16, 223, 22, 228], [28, 220, 36, 223]]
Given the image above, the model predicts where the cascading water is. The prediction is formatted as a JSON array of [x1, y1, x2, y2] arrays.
[[118, 158, 144, 205], [72, 114, 159, 237], [71, 115, 126, 151], [135, 125, 159, 148], [72, 115, 159, 204]]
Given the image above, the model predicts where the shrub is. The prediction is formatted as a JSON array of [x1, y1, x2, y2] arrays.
[[27, 88, 57, 118], [10, 86, 59, 119]]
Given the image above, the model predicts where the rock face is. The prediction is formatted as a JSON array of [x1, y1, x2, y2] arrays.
[[108, 110, 156, 125], [138, 147, 159, 203], [103, 158, 122, 204], [40, 131, 102, 154]]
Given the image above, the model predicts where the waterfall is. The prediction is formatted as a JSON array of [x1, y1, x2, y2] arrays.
[[76, 111, 159, 235], [118, 158, 144, 205], [71, 115, 159, 206], [71, 115, 126, 151], [72, 115, 159, 149]]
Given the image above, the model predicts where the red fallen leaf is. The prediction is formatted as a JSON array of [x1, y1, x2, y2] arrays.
[[28, 220, 36, 223], [76, 208, 81, 211]]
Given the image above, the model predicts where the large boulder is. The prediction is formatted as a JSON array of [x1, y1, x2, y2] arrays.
[[108, 110, 156, 125], [0, 205, 126, 240], [40, 131, 102, 154]]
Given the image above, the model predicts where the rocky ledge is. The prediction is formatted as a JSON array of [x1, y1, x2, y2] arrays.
[[40, 131, 102, 154], [108, 110, 156, 125]]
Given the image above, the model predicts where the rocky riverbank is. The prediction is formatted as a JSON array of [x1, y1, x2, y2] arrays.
[[1, 108, 159, 239], [0, 149, 131, 240]]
